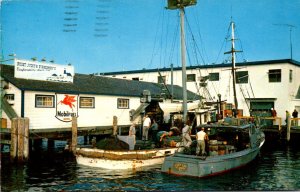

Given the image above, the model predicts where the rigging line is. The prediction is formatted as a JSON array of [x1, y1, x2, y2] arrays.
[[185, 13, 223, 99], [148, 7, 164, 69], [234, 27, 246, 60], [192, 9, 210, 64], [163, 11, 170, 68], [248, 73, 255, 98], [185, 14, 206, 65], [159, 7, 166, 69], [238, 84, 250, 111], [168, 15, 180, 67]]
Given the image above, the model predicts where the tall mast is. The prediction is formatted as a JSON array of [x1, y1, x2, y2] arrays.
[[224, 21, 241, 111], [180, 7, 188, 122], [167, 0, 197, 122]]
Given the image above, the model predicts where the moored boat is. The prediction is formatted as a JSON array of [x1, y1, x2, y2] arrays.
[[76, 146, 178, 170], [161, 120, 265, 177]]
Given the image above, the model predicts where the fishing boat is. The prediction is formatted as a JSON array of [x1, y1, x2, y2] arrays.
[[161, 120, 265, 177], [161, 0, 265, 177]]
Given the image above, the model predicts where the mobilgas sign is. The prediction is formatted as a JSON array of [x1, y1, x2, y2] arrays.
[[14, 59, 74, 83], [56, 94, 78, 122]]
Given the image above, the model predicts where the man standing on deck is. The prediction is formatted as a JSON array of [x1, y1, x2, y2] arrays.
[[292, 109, 298, 126], [196, 127, 208, 156], [182, 120, 192, 148], [142, 114, 151, 141], [150, 119, 159, 144]]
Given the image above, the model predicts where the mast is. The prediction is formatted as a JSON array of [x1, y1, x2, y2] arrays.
[[224, 21, 241, 112], [180, 7, 188, 122], [167, 0, 197, 122]]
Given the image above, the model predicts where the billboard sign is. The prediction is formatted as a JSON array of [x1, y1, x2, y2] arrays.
[[14, 59, 74, 83]]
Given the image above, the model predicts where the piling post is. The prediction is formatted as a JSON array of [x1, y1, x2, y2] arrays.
[[23, 118, 29, 161], [113, 116, 118, 136], [17, 118, 25, 162], [71, 116, 78, 154], [287, 116, 291, 141], [10, 118, 18, 161]]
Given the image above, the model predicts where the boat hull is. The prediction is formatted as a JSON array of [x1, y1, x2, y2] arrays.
[[76, 147, 178, 170], [161, 145, 262, 178]]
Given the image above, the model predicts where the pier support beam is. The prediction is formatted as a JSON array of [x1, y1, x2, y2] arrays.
[[113, 116, 118, 136], [287, 117, 291, 141], [71, 117, 77, 154], [10, 118, 29, 163]]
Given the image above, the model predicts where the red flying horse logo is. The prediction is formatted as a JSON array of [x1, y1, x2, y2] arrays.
[[58, 95, 76, 110]]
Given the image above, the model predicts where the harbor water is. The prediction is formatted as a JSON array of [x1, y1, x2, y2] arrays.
[[1, 139, 300, 191]]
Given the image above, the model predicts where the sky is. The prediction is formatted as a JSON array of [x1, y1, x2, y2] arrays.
[[1, 0, 300, 74]]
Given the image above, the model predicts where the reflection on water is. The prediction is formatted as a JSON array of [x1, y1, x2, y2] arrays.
[[1, 140, 300, 191]]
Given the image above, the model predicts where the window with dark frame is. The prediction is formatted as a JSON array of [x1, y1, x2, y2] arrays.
[[268, 69, 281, 82], [117, 98, 129, 109], [5, 94, 14, 101], [236, 71, 248, 84], [187, 74, 196, 82], [289, 70, 293, 83], [35, 95, 55, 108], [209, 73, 219, 81], [79, 97, 94, 108]]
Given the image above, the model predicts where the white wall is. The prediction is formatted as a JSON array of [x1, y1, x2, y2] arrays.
[[10, 91, 143, 130], [105, 62, 300, 119]]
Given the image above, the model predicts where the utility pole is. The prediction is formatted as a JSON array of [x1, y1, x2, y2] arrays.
[[273, 23, 296, 60]]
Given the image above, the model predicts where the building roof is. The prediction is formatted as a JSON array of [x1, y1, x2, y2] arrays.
[[101, 59, 300, 75], [1, 64, 200, 100]]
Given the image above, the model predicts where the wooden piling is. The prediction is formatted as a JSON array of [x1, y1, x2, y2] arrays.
[[10, 117, 30, 162], [17, 118, 25, 162], [113, 116, 118, 136], [287, 117, 291, 141], [71, 116, 77, 154], [10, 118, 18, 161], [23, 118, 29, 161]]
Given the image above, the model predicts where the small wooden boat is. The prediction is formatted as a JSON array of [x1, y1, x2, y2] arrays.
[[161, 121, 265, 178], [76, 146, 178, 170], [75, 135, 181, 170]]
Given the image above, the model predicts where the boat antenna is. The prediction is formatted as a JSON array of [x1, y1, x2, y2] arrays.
[[166, 0, 197, 122], [273, 23, 296, 60], [224, 21, 242, 112]]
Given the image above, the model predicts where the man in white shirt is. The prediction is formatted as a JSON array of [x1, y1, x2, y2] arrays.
[[142, 115, 151, 141], [196, 127, 208, 155]]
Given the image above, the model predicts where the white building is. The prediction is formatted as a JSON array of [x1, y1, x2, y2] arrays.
[[101, 59, 300, 119], [1, 62, 200, 135]]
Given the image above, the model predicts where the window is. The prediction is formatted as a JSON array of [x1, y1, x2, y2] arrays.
[[268, 69, 281, 82], [79, 97, 94, 108], [225, 103, 233, 110], [5, 94, 14, 101], [289, 70, 293, 83], [236, 71, 248, 84], [132, 77, 139, 81], [35, 95, 54, 108], [158, 76, 166, 84], [187, 74, 196, 82], [209, 73, 219, 81], [118, 98, 129, 109]]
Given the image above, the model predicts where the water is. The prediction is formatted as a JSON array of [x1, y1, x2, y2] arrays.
[[1, 140, 300, 191]]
